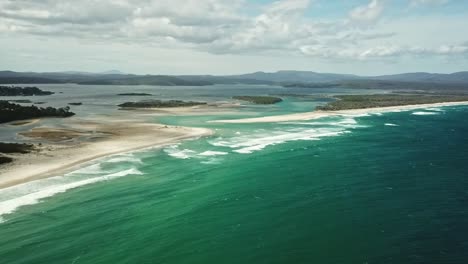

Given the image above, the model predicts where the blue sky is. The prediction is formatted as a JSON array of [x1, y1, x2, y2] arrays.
[[0, 0, 467, 75]]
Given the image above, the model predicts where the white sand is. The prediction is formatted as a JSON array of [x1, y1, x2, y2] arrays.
[[211, 101, 468, 124], [0, 122, 212, 189]]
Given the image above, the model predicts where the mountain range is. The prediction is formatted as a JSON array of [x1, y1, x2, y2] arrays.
[[1, 70, 467, 86]]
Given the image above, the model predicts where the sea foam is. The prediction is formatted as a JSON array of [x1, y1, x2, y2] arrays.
[[105, 154, 143, 164], [211, 127, 349, 154], [164, 145, 196, 159], [0, 168, 143, 223], [199, 151, 228, 156], [412, 111, 439, 116]]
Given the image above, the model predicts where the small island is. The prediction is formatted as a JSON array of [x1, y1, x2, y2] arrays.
[[118, 100, 207, 108], [0, 101, 75, 124], [233, 96, 283, 104], [316, 94, 468, 111], [68, 102, 83, 106], [0, 86, 54, 96], [117, 93, 153, 96]]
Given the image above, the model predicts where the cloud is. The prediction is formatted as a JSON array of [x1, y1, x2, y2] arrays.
[[409, 0, 449, 7], [0, 0, 466, 64], [349, 0, 385, 23], [300, 43, 468, 60]]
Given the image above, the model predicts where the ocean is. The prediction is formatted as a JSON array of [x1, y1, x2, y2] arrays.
[[1, 85, 468, 263]]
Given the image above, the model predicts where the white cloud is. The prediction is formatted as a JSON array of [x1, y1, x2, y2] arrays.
[[409, 0, 449, 7], [0, 0, 466, 74], [349, 0, 385, 23]]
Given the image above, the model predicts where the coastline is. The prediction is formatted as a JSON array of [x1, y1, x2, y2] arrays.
[[0, 122, 212, 189], [211, 101, 468, 124], [2, 100, 467, 189]]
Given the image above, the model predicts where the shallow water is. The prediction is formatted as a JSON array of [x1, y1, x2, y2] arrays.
[[1, 85, 468, 263]]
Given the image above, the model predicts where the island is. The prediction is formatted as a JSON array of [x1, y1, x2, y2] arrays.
[[315, 94, 468, 111], [68, 102, 83, 106], [0, 86, 54, 96], [118, 100, 207, 108], [0, 101, 75, 124], [233, 96, 283, 104]]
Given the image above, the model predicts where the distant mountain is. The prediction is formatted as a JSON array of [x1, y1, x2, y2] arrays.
[[0, 70, 467, 86], [98, 70, 126, 75], [226, 70, 360, 83], [373, 71, 468, 83], [78, 75, 213, 86], [0, 71, 211, 86]]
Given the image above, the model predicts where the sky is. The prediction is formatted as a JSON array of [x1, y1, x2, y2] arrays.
[[0, 0, 467, 75]]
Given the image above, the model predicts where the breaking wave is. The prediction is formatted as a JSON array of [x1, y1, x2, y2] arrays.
[[0, 166, 143, 223]]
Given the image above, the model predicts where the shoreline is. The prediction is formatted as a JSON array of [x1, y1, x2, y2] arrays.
[[0, 122, 212, 189], [211, 101, 468, 124]]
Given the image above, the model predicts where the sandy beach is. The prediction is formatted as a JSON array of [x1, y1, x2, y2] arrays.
[[211, 101, 468, 124], [0, 119, 212, 189]]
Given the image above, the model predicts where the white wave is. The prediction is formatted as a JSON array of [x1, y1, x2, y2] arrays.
[[201, 158, 222, 165], [68, 163, 104, 175], [199, 151, 228, 156], [212, 127, 349, 154], [338, 118, 358, 125], [342, 113, 371, 117], [385, 123, 399, 127], [412, 111, 439, 116], [425, 107, 443, 112], [280, 117, 362, 128], [164, 145, 196, 159], [0, 168, 142, 222], [105, 154, 143, 164]]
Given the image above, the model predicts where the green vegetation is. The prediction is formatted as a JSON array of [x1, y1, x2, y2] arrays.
[[233, 96, 283, 104], [0, 86, 54, 96], [0, 101, 75, 123], [0, 142, 35, 165], [9, 99, 32, 103], [0, 142, 34, 154], [119, 100, 207, 108], [316, 94, 468, 111], [118, 93, 152, 96], [0, 156, 13, 165]]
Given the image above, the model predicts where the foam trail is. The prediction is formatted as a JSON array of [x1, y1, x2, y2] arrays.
[[212, 127, 349, 154], [280, 118, 365, 129], [425, 108, 443, 112], [412, 111, 439, 116], [164, 145, 196, 159], [105, 154, 143, 164], [385, 123, 399, 127], [68, 163, 104, 175], [0, 168, 142, 222], [199, 151, 228, 156]]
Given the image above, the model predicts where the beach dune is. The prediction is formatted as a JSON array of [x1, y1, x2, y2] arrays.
[[0, 120, 212, 189]]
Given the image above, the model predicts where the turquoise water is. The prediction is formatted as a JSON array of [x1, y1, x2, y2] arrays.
[[1, 103, 468, 263]]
